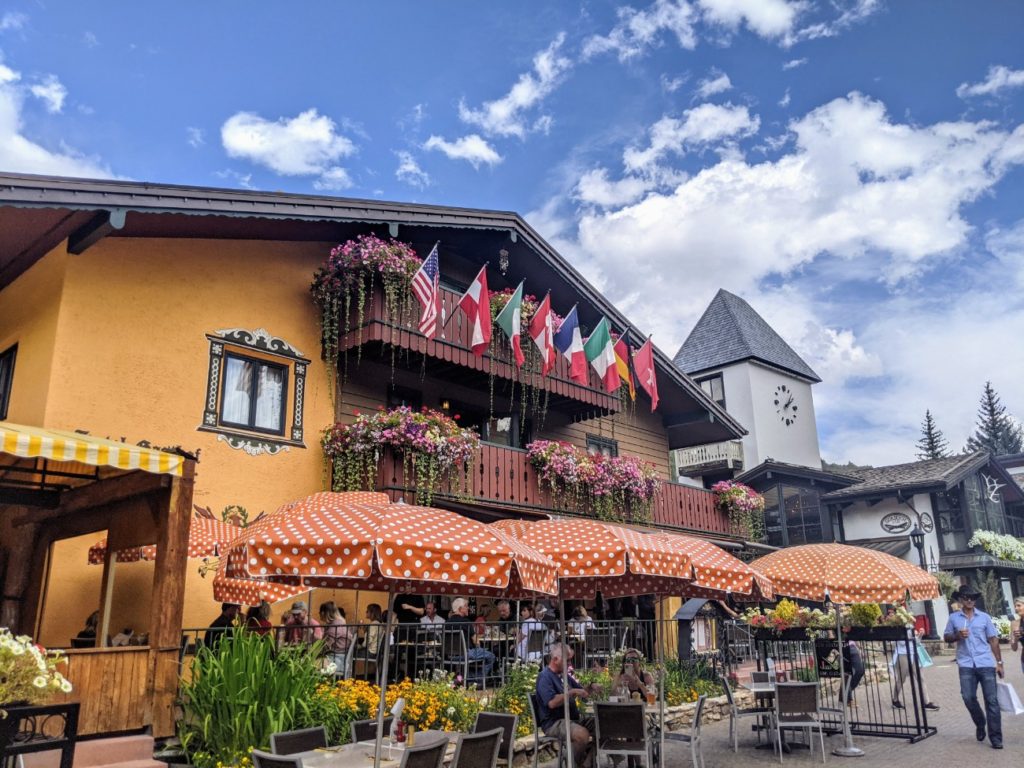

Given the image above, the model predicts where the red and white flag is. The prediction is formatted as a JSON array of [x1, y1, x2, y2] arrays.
[[528, 293, 556, 375], [458, 264, 491, 355], [411, 243, 441, 339], [633, 337, 660, 412]]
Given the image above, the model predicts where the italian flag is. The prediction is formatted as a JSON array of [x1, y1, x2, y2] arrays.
[[458, 265, 491, 356], [584, 317, 620, 393], [494, 280, 525, 367]]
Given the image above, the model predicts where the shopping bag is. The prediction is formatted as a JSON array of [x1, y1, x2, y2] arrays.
[[916, 644, 934, 669], [996, 681, 1024, 715]]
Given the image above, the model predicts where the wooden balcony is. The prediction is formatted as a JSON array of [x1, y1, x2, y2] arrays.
[[338, 285, 621, 412], [674, 440, 744, 474], [375, 444, 732, 537]]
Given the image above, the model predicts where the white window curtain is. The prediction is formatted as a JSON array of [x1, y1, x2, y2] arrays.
[[255, 365, 284, 430], [222, 357, 253, 424]]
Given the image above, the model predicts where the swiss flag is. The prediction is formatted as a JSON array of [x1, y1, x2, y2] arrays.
[[633, 337, 659, 412]]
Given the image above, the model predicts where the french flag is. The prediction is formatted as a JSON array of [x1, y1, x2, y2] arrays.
[[553, 305, 588, 384]]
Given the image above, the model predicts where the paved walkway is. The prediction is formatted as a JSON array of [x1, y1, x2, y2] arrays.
[[542, 658, 1023, 767]]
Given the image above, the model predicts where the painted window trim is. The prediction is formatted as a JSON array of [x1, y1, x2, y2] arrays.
[[198, 328, 309, 449], [0, 343, 16, 420]]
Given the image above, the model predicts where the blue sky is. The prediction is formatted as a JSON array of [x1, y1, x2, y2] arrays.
[[1, 1, 1023, 465]]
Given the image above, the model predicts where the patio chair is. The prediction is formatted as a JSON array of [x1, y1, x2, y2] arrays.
[[351, 716, 394, 744], [523, 628, 548, 662], [251, 750, 301, 768], [771, 682, 826, 764], [583, 627, 615, 667], [441, 629, 488, 686], [451, 727, 503, 768], [719, 675, 773, 751], [528, 692, 566, 768], [398, 734, 449, 768], [664, 694, 706, 768], [269, 726, 327, 754], [473, 711, 518, 767], [594, 701, 651, 767]]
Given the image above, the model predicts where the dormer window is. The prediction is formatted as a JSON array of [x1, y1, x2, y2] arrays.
[[696, 373, 725, 409]]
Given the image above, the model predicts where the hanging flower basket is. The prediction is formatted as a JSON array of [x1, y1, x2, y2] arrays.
[[526, 439, 659, 523], [321, 406, 479, 506], [311, 234, 423, 378], [0, 629, 72, 717], [711, 480, 765, 540]]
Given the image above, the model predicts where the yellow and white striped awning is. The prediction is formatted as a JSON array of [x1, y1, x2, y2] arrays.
[[0, 422, 184, 477]]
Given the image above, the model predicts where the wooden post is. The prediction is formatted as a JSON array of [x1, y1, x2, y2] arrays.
[[96, 542, 117, 648], [145, 459, 195, 737]]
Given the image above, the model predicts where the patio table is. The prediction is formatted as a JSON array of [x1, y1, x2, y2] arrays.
[[296, 732, 456, 768]]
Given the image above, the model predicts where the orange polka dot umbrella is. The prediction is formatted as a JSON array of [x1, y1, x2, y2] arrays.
[[750, 543, 939, 604], [649, 532, 774, 601], [216, 492, 559, 599], [490, 518, 696, 598], [88, 515, 242, 565]]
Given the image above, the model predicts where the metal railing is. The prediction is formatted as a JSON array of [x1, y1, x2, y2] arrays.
[[673, 441, 744, 473]]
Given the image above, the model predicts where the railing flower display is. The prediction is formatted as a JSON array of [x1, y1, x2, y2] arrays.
[[311, 234, 423, 379], [740, 599, 836, 638], [968, 529, 1024, 562], [526, 439, 659, 523], [322, 406, 479, 506], [711, 480, 765, 541], [0, 629, 72, 715]]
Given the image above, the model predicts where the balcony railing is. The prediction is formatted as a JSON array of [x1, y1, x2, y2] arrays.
[[375, 444, 731, 536], [674, 440, 744, 474], [337, 285, 620, 412]]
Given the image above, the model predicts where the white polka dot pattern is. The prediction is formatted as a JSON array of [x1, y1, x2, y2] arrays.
[[211, 558, 309, 604], [214, 492, 559, 600], [750, 543, 941, 604], [649, 532, 775, 600], [88, 517, 243, 565]]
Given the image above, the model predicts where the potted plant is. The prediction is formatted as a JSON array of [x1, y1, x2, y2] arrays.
[[711, 481, 765, 541]]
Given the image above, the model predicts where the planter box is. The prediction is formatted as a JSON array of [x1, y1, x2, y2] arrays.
[[842, 626, 910, 641], [0, 702, 80, 768], [753, 628, 814, 641]]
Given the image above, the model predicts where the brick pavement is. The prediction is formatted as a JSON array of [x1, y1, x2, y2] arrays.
[[542, 659, 1023, 767]]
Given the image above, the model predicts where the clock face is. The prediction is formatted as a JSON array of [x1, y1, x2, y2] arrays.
[[773, 384, 799, 426]]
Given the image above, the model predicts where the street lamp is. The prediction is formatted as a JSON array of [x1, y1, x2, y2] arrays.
[[909, 523, 939, 639]]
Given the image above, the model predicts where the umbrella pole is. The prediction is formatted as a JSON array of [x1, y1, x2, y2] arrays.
[[559, 597, 574, 768], [658, 597, 664, 768], [832, 606, 863, 758], [373, 590, 396, 768]]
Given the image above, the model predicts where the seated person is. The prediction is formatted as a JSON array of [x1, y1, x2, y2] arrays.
[[610, 648, 656, 700], [517, 603, 546, 662], [536, 642, 595, 768], [571, 605, 595, 638], [418, 600, 446, 632], [446, 597, 495, 683]]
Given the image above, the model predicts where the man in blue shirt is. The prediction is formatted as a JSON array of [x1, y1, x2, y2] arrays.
[[535, 642, 594, 768], [943, 587, 1005, 749]]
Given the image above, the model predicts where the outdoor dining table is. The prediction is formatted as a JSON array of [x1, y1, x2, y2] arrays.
[[737, 680, 810, 754], [294, 731, 456, 768]]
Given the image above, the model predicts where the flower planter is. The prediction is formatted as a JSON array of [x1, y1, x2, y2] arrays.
[[842, 626, 910, 641], [753, 628, 812, 641]]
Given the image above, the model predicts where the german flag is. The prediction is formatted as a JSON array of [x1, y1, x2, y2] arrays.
[[613, 333, 636, 401]]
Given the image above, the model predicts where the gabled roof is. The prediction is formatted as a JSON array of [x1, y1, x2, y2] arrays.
[[674, 289, 821, 383], [735, 459, 859, 490], [821, 452, 1024, 503]]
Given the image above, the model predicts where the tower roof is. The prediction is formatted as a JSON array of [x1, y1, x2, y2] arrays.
[[674, 289, 821, 382]]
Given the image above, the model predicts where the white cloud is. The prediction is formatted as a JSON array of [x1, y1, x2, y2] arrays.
[[312, 167, 353, 191], [28, 74, 66, 113], [583, 0, 698, 61], [782, 57, 807, 70], [575, 167, 657, 207], [660, 73, 687, 92], [83, 30, 99, 48], [458, 34, 571, 139], [787, 0, 881, 45], [0, 12, 27, 32], [186, 126, 204, 148], [778, 88, 791, 107], [214, 169, 255, 189], [220, 108, 356, 176], [697, 0, 805, 40], [623, 102, 760, 172], [694, 70, 732, 99], [0, 61, 113, 178], [423, 134, 502, 168], [395, 150, 430, 188], [957, 65, 1024, 99]]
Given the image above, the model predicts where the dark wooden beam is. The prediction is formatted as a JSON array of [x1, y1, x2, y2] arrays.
[[662, 411, 714, 428], [12, 470, 171, 526], [0, 487, 60, 508], [67, 208, 126, 255]]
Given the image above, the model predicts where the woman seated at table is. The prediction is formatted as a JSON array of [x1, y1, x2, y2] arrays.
[[610, 648, 656, 700], [571, 605, 595, 638]]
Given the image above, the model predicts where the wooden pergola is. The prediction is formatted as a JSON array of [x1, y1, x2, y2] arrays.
[[0, 423, 195, 737]]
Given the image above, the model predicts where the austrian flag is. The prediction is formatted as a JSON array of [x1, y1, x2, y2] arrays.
[[458, 265, 491, 355]]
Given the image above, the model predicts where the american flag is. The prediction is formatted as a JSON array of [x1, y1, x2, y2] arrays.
[[411, 243, 441, 338]]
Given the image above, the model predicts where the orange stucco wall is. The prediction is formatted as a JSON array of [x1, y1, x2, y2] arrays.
[[6, 236, 354, 644]]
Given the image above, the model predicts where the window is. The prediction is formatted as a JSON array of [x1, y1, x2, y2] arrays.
[[199, 328, 309, 454], [697, 374, 725, 408], [586, 435, 619, 458], [0, 344, 15, 420], [761, 483, 825, 546], [219, 353, 288, 434]]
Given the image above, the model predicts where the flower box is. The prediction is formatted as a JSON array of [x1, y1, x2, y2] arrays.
[[753, 628, 812, 642], [842, 626, 910, 642]]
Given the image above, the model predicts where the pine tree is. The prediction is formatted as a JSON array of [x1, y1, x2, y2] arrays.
[[915, 410, 950, 460], [965, 381, 1024, 455]]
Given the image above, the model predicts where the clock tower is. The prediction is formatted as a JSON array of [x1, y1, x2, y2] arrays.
[[673, 289, 823, 472]]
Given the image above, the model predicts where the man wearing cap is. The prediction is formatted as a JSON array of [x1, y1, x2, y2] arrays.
[[283, 600, 323, 646], [943, 587, 1005, 749]]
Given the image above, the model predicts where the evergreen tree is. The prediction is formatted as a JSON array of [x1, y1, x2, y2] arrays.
[[916, 409, 950, 460], [965, 381, 1024, 455]]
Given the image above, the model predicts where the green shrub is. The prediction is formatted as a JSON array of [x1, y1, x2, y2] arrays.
[[848, 603, 882, 628]]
